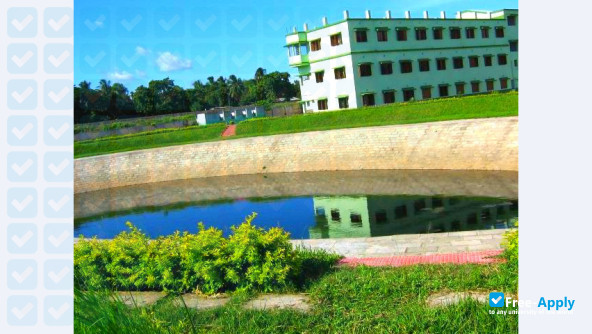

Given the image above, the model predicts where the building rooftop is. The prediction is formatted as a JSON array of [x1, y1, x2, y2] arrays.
[[286, 9, 517, 36]]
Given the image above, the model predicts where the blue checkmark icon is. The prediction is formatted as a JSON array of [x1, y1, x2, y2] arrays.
[[489, 292, 504, 307]]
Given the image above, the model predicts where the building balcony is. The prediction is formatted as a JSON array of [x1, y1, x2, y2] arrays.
[[286, 32, 307, 45], [289, 54, 309, 67]]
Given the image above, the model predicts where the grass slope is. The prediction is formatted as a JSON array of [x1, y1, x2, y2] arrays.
[[74, 124, 225, 158], [75, 92, 518, 159], [75, 262, 518, 334]]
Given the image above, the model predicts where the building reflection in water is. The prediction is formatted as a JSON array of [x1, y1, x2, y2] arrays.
[[310, 195, 518, 239]]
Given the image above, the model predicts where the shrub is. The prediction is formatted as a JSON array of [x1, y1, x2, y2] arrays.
[[501, 222, 518, 266], [74, 213, 340, 294]]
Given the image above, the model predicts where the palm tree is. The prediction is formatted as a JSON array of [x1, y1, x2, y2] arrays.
[[254, 67, 266, 82], [78, 81, 92, 112], [99, 79, 112, 95], [228, 75, 245, 106]]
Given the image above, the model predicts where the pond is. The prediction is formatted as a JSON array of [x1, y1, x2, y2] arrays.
[[74, 170, 518, 240]]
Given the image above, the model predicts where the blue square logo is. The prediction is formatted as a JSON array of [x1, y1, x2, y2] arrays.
[[489, 292, 505, 307]]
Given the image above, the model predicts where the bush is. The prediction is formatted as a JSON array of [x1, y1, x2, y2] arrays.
[[74, 213, 341, 294], [501, 222, 518, 266]]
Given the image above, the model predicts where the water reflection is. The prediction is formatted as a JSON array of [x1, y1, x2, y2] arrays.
[[74, 194, 518, 240], [74, 170, 518, 239], [310, 195, 518, 239]]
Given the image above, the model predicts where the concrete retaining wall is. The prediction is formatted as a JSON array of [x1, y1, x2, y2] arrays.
[[74, 117, 518, 193]]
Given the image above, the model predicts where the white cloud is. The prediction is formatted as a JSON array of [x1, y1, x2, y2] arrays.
[[108, 70, 134, 80], [135, 46, 149, 55], [156, 51, 192, 72]]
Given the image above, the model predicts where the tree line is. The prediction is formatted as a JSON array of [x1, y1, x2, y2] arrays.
[[74, 68, 300, 123]]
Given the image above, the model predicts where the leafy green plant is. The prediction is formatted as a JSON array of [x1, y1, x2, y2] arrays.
[[501, 222, 518, 266], [74, 214, 340, 294]]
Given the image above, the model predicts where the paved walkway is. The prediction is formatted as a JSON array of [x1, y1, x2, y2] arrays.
[[291, 229, 507, 258], [221, 124, 236, 137], [339, 250, 504, 267], [115, 292, 310, 312]]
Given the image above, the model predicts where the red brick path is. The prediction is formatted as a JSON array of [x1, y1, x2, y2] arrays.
[[221, 124, 236, 137], [339, 250, 504, 267]]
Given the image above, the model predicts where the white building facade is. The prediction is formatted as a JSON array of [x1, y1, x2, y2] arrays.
[[286, 9, 518, 112]]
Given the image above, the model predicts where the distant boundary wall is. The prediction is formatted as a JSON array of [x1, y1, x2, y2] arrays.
[[74, 117, 518, 194]]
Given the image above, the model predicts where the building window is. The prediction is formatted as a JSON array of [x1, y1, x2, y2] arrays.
[[469, 56, 479, 68], [377, 29, 388, 42], [330, 209, 340, 221], [453, 57, 463, 69], [315, 71, 324, 83], [362, 94, 375, 107], [466, 27, 476, 39], [338, 96, 349, 109], [507, 15, 517, 26], [317, 99, 328, 110], [439, 85, 449, 97], [315, 207, 325, 216], [415, 28, 427, 40], [375, 210, 387, 224], [436, 58, 446, 70], [495, 27, 505, 38], [455, 82, 465, 95], [500, 78, 509, 89], [498, 54, 508, 65], [481, 26, 490, 38], [310, 39, 321, 52], [355, 30, 367, 42], [471, 81, 480, 93], [510, 40, 518, 52], [403, 88, 415, 101], [394, 205, 407, 219], [380, 62, 393, 75], [433, 27, 443, 40], [299, 75, 309, 85], [450, 27, 461, 39], [383, 90, 395, 104], [418, 59, 430, 72], [414, 199, 426, 212], [334, 67, 346, 79], [421, 86, 432, 99], [400, 60, 412, 73], [486, 79, 495, 91], [484, 55, 493, 66], [330, 33, 342, 46], [359, 63, 372, 77], [350, 213, 362, 225], [396, 29, 407, 41]]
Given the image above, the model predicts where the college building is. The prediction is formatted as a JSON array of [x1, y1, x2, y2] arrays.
[[285, 9, 518, 112]]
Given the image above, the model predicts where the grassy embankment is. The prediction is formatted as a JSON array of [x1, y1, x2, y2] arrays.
[[75, 263, 518, 333], [75, 92, 518, 158], [74, 220, 519, 333]]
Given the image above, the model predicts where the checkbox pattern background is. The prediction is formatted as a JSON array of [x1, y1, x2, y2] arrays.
[[1, 1, 73, 332]]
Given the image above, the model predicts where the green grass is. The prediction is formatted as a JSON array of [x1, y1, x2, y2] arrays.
[[75, 114, 197, 134], [75, 92, 518, 158], [74, 124, 225, 158], [75, 262, 518, 333], [237, 92, 518, 137]]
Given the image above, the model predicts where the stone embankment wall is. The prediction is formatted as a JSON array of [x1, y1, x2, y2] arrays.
[[75, 117, 518, 193]]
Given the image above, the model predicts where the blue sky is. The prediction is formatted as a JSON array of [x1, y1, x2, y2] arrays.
[[75, 0, 518, 90]]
